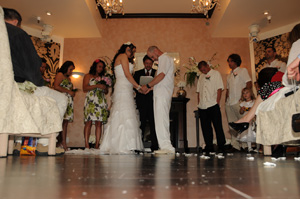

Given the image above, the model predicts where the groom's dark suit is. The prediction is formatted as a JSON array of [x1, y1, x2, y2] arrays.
[[134, 69, 158, 151]]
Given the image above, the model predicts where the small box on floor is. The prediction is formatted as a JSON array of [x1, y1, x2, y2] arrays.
[[20, 137, 38, 156]]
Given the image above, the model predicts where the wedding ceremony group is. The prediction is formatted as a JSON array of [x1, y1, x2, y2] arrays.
[[1, 1, 300, 198], [1, 4, 300, 157]]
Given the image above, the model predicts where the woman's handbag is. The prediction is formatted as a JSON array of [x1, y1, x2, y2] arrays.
[[292, 113, 300, 132]]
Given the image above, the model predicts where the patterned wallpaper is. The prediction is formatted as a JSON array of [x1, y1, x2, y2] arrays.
[[31, 36, 61, 87]]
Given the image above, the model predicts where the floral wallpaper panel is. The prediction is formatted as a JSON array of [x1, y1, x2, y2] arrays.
[[31, 36, 60, 87]]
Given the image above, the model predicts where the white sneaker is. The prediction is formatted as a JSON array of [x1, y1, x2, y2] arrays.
[[154, 149, 175, 154]]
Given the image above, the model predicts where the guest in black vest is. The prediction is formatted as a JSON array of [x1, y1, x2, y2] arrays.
[[133, 55, 158, 151]]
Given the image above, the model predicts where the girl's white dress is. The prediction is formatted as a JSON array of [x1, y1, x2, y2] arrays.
[[238, 100, 256, 143]]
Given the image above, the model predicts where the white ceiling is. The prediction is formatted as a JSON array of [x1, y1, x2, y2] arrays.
[[0, 0, 300, 38], [214, 0, 300, 37], [0, 0, 101, 38]]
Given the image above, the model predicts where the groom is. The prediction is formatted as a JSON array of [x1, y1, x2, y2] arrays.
[[142, 46, 175, 154]]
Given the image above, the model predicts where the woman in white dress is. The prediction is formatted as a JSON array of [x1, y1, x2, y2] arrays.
[[100, 42, 147, 154]]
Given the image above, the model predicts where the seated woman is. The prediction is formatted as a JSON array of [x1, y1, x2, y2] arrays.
[[229, 68, 284, 132]]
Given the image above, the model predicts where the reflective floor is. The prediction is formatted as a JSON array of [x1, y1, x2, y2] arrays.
[[0, 152, 300, 199]]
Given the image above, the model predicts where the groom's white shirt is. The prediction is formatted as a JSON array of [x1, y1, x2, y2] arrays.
[[154, 53, 174, 98]]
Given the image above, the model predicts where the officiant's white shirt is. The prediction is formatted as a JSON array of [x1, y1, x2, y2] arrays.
[[154, 53, 174, 98]]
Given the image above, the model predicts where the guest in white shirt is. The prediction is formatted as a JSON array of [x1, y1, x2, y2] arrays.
[[225, 54, 252, 151], [144, 46, 175, 154], [261, 46, 287, 73], [196, 61, 226, 154]]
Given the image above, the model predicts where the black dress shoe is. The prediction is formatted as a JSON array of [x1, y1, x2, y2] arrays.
[[229, 122, 249, 133], [217, 146, 226, 154], [272, 145, 286, 158], [203, 146, 215, 155]]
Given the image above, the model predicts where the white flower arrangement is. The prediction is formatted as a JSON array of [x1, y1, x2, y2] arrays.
[[177, 81, 186, 88], [183, 57, 201, 87]]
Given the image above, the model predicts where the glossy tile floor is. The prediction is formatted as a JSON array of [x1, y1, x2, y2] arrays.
[[0, 152, 300, 199]]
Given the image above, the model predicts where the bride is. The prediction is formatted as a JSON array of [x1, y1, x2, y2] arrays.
[[100, 42, 147, 154]]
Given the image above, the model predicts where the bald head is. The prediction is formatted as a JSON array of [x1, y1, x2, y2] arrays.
[[147, 46, 159, 53], [147, 46, 162, 61]]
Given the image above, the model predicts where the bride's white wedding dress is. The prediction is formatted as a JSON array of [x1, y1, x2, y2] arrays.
[[99, 63, 144, 154]]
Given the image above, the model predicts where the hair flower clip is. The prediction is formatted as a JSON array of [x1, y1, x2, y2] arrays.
[[124, 41, 132, 45]]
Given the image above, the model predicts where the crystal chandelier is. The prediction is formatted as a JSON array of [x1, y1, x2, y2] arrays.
[[96, 0, 124, 18], [191, 0, 219, 17]]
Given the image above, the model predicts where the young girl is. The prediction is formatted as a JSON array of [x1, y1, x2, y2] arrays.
[[238, 88, 258, 153]]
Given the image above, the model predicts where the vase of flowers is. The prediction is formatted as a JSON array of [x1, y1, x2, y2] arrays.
[[176, 81, 187, 98]]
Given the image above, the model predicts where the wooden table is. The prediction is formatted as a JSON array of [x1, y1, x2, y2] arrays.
[[169, 97, 190, 152]]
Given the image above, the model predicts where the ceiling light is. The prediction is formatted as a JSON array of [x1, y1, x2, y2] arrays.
[[96, 0, 124, 18], [37, 16, 41, 23], [266, 15, 272, 23], [263, 11, 272, 23], [191, 0, 219, 18], [46, 11, 52, 16]]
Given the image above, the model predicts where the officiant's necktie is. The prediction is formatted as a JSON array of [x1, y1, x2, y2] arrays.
[[146, 71, 150, 76]]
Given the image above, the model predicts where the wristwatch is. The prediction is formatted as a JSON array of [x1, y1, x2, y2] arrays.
[[146, 84, 151, 88]]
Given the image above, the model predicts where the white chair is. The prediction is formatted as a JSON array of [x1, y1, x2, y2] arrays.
[[256, 89, 300, 155], [0, 7, 62, 157]]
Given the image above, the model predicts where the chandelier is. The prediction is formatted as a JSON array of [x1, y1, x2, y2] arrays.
[[191, 0, 219, 17], [96, 0, 124, 18]]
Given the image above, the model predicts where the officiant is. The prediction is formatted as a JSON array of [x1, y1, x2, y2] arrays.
[[133, 55, 158, 151]]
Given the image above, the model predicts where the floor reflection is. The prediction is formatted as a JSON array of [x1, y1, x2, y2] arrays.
[[0, 153, 300, 198]]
